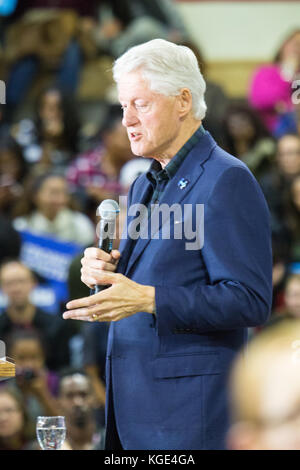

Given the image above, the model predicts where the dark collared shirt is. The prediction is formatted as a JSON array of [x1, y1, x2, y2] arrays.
[[146, 125, 205, 207]]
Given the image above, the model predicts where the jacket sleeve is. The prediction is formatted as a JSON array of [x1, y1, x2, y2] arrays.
[[155, 166, 273, 335]]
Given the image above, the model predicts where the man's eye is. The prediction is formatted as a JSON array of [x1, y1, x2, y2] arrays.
[[136, 104, 149, 111]]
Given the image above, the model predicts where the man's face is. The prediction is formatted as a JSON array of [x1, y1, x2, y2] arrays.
[[0, 263, 35, 308], [59, 375, 94, 427], [118, 70, 182, 160]]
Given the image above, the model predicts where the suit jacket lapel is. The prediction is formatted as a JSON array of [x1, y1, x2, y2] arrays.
[[117, 179, 153, 275], [123, 132, 217, 275]]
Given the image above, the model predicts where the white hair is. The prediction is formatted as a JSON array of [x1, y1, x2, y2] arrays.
[[113, 39, 207, 120]]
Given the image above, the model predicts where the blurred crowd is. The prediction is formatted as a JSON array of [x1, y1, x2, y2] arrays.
[[0, 0, 299, 451]]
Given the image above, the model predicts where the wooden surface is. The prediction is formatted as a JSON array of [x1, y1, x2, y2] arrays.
[[0, 358, 16, 379], [206, 60, 263, 97]]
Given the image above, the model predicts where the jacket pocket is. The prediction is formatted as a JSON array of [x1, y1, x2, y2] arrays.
[[152, 352, 221, 379]]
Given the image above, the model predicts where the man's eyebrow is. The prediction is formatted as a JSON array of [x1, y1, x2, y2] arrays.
[[119, 97, 141, 102]]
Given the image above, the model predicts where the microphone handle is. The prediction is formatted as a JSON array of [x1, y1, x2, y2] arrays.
[[90, 222, 114, 295]]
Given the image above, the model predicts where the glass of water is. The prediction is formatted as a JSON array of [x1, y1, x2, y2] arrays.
[[36, 416, 66, 450]]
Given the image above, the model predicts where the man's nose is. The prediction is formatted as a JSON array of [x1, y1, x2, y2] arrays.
[[122, 107, 139, 127]]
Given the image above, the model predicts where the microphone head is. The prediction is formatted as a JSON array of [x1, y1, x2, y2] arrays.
[[96, 199, 120, 221]]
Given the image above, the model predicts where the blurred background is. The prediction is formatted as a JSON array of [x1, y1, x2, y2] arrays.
[[0, 0, 299, 450]]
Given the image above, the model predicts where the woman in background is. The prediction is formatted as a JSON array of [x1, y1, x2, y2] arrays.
[[0, 135, 27, 218], [13, 172, 95, 247], [222, 102, 275, 179], [13, 86, 80, 172], [66, 106, 134, 220], [285, 174, 300, 262], [5, 329, 60, 423], [249, 29, 300, 137], [0, 387, 35, 450]]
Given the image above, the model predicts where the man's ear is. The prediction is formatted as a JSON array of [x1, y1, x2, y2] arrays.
[[177, 88, 193, 118], [226, 422, 260, 450]]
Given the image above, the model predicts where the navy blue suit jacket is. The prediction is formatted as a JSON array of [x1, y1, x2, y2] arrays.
[[105, 131, 272, 450]]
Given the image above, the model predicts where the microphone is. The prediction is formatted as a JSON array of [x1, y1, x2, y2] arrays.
[[90, 199, 120, 295]]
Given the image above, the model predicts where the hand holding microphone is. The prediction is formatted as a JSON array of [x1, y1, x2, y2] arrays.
[[81, 199, 120, 293], [63, 199, 155, 323]]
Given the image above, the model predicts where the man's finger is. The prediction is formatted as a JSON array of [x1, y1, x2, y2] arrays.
[[66, 272, 118, 310], [84, 247, 112, 262], [80, 275, 98, 286], [111, 250, 121, 263], [63, 308, 91, 320], [63, 303, 107, 319], [63, 314, 94, 322], [66, 295, 93, 311], [81, 258, 116, 271]]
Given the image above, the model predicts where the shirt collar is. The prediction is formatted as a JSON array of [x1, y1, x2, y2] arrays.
[[147, 124, 205, 183]]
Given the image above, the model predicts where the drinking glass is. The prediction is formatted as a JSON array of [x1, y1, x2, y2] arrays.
[[36, 416, 66, 450]]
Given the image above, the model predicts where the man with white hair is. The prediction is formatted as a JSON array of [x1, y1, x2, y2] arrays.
[[63, 39, 273, 450]]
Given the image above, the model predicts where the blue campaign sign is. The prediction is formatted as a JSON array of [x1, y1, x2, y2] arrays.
[[0, 0, 18, 16], [18, 230, 83, 313], [291, 263, 300, 274]]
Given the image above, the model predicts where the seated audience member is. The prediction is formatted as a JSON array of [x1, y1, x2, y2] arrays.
[[12, 87, 80, 172], [88, 0, 189, 59], [66, 106, 133, 218], [268, 274, 300, 328], [0, 259, 76, 370], [284, 274, 300, 320], [222, 103, 275, 179], [0, 387, 35, 450], [3, 7, 85, 122], [0, 135, 28, 218], [271, 233, 291, 312], [259, 133, 300, 235], [285, 174, 300, 262], [6, 330, 61, 423], [249, 29, 300, 136], [13, 172, 95, 247], [228, 320, 300, 450], [274, 134, 300, 179], [57, 368, 105, 450]]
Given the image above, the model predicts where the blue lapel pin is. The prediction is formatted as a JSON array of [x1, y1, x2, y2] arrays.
[[178, 178, 189, 190]]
